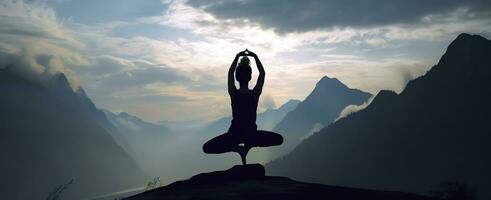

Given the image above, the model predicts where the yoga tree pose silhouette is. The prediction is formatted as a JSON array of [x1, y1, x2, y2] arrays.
[[203, 49, 283, 165]]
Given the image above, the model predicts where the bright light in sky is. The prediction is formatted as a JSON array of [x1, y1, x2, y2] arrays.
[[1, 0, 490, 121]]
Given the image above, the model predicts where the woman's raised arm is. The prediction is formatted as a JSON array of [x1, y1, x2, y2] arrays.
[[229, 50, 246, 95], [249, 51, 265, 95]]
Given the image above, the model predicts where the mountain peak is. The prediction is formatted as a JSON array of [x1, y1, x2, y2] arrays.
[[50, 73, 74, 93], [314, 75, 350, 92], [279, 99, 301, 109], [318, 75, 342, 85], [369, 90, 397, 108], [320, 75, 338, 81], [117, 111, 145, 123], [453, 33, 488, 44], [55, 72, 69, 83], [425, 32, 491, 85], [445, 33, 491, 56], [118, 112, 133, 118]]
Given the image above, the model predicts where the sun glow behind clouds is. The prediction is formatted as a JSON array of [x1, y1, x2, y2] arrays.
[[2, 0, 491, 121]]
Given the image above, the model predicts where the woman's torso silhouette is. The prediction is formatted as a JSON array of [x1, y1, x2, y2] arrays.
[[230, 89, 258, 134]]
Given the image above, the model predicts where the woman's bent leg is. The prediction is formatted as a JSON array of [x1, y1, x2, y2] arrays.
[[203, 133, 237, 154], [249, 130, 284, 147]]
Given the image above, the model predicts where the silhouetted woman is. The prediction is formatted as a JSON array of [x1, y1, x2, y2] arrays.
[[203, 49, 283, 165]]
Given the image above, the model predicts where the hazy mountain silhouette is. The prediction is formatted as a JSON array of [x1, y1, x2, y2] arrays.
[[126, 164, 434, 200], [267, 76, 372, 158], [267, 33, 491, 199], [0, 69, 144, 199], [49, 73, 118, 134], [103, 110, 174, 172], [257, 99, 301, 130], [158, 119, 210, 133], [273, 76, 372, 138]]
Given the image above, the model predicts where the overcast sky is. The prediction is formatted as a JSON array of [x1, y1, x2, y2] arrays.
[[1, 0, 490, 122]]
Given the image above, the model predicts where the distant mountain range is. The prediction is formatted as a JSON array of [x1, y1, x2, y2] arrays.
[[265, 76, 372, 159], [0, 69, 144, 199], [257, 99, 302, 130], [267, 33, 491, 199], [273, 76, 372, 139], [158, 119, 210, 134], [103, 110, 174, 172]]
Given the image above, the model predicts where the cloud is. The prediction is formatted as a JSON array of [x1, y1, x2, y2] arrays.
[[0, 0, 85, 89], [303, 123, 324, 139], [259, 95, 277, 111], [3, 0, 490, 122], [103, 66, 188, 87], [138, 83, 231, 121], [95, 57, 190, 88], [336, 97, 374, 120], [0, 0, 207, 121], [0, 0, 81, 45], [186, 0, 491, 33], [143, 1, 491, 96], [46, 0, 165, 24]]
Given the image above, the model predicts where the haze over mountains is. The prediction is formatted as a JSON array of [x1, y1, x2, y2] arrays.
[[267, 33, 491, 199], [273, 76, 372, 139], [0, 62, 380, 199], [103, 110, 174, 174], [267, 76, 372, 158], [0, 60, 371, 199], [0, 69, 144, 199]]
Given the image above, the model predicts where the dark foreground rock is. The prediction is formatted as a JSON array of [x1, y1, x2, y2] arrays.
[[126, 164, 434, 200]]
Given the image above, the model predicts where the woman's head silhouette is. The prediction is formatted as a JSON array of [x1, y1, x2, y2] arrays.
[[236, 56, 252, 83]]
